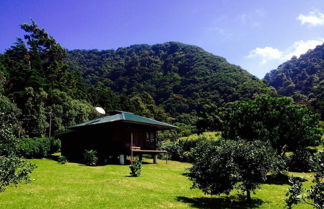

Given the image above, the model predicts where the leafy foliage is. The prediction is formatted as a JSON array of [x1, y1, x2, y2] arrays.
[[161, 132, 221, 162], [0, 21, 96, 137], [196, 104, 223, 133], [286, 152, 324, 209], [4, 21, 84, 96], [46, 89, 97, 133], [221, 95, 321, 155], [18, 137, 60, 158], [264, 43, 324, 119], [58, 156, 68, 164], [129, 160, 142, 177], [188, 140, 282, 202], [0, 94, 22, 137], [0, 123, 36, 192], [1, 22, 276, 137], [287, 149, 315, 172], [67, 42, 274, 125], [83, 150, 98, 166], [0, 155, 36, 192]]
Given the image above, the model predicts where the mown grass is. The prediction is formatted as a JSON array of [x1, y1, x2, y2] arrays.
[[0, 158, 313, 209]]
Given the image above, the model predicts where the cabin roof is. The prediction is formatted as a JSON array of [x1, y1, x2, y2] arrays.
[[70, 111, 177, 130]]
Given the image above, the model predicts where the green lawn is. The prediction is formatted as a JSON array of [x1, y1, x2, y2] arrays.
[[0, 158, 313, 209]]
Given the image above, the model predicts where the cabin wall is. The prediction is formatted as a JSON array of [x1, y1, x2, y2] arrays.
[[60, 122, 158, 162]]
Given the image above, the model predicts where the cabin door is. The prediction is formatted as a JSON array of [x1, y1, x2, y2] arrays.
[[132, 130, 145, 148]]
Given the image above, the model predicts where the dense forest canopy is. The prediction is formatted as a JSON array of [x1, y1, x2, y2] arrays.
[[3, 21, 310, 139], [0, 21, 96, 137], [264, 43, 324, 119], [67, 42, 274, 126], [2, 21, 323, 139]]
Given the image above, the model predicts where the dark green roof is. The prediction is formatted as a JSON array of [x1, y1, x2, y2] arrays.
[[70, 111, 176, 130]]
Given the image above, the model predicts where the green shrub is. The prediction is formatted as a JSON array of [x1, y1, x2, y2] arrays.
[[0, 155, 36, 192], [161, 132, 221, 162], [188, 139, 283, 202], [0, 125, 36, 192], [18, 137, 61, 158], [287, 149, 315, 172], [286, 152, 324, 209], [58, 156, 67, 164], [129, 160, 142, 177], [83, 150, 98, 166]]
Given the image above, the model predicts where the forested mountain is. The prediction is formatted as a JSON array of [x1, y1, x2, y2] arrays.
[[264, 43, 324, 119], [1, 22, 274, 138], [67, 42, 273, 126]]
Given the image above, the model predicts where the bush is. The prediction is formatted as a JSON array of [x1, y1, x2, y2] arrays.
[[221, 95, 321, 154], [18, 137, 61, 158], [58, 156, 67, 164], [188, 139, 283, 202], [83, 150, 98, 166], [129, 160, 142, 177], [287, 149, 315, 172], [286, 152, 324, 209], [161, 132, 221, 162], [0, 124, 36, 192], [0, 155, 36, 192]]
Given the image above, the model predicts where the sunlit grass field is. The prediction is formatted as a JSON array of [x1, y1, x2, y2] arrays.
[[0, 158, 313, 209]]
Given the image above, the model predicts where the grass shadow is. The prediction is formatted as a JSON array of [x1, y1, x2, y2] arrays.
[[176, 196, 264, 209], [265, 173, 307, 185], [46, 155, 60, 161]]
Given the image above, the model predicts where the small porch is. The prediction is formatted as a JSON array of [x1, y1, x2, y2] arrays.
[[131, 146, 167, 164]]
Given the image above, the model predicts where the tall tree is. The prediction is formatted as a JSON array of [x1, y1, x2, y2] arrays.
[[1, 21, 92, 136], [4, 20, 86, 99], [0, 76, 35, 191], [221, 95, 321, 155]]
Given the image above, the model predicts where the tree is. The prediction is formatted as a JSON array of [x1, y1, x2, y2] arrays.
[[0, 88, 35, 191], [46, 89, 96, 133], [221, 95, 321, 155], [286, 152, 324, 209], [0, 71, 5, 94], [21, 87, 48, 137], [0, 124, 36, 192], [188, 140, 282, 202], [20, 21, 69, 92], [1, 21, 95, 136], [4, 20, 87, 100], [196, 103, 222, 133], [0, 76, 22, 137]]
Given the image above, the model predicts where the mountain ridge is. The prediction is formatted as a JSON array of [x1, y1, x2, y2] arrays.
[[264, 42, 324, 118], [67, 42, 274, 124]]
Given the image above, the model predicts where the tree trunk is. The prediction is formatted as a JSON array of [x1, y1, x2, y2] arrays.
[[246, 190, 251, 203]]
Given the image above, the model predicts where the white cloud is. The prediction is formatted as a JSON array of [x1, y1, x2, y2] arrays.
[[297, 11, 324, 26], [247, 39, 324, 65], [247, 47, 282, 64], [284, 39, 324, 60]]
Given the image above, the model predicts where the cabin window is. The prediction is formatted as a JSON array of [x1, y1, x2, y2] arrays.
[[146, 131, 155, 143]]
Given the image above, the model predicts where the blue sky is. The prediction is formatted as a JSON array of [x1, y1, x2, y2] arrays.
[[1, 0, 324, 78]]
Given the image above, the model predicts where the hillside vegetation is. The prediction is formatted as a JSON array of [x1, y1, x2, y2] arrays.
[[0, 22, 275, 137], [264, 43, 324, 119], [67, 42, 273, 125]]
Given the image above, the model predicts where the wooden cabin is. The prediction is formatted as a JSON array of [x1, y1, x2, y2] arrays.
[[58, 111, 176, 164]]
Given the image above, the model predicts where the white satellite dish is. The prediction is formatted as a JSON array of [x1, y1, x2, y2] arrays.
[[95, 107, 106, 115]]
